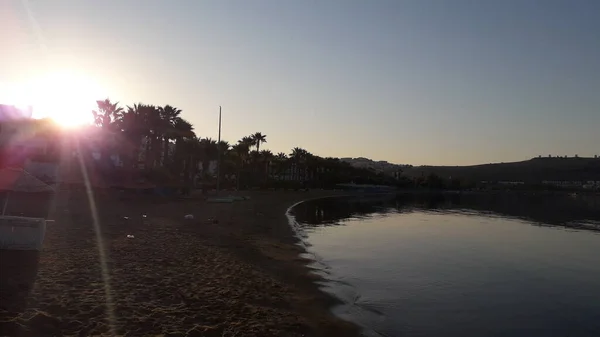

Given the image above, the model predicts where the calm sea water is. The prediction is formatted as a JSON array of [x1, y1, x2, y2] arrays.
[[291, 193, 600, 337]]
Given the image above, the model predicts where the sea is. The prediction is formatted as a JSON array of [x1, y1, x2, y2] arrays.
[[289, 192, 600, 337]]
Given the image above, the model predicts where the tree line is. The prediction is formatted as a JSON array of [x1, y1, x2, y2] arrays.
[[83, 99, 397, 190]]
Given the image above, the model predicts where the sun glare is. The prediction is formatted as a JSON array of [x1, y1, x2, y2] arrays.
[[7, 70, 105, 128]]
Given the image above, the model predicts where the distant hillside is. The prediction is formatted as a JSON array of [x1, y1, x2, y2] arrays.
[[340, 157, 411, 174], [403, 157, 600, 183]]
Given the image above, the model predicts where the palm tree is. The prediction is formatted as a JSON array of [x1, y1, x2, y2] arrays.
[[235, 139, 251, 156], [159, 105, 182, 166], [144, 105, 165, 168], [216, 141, 231, 183], [199, 138, 218, 178], [246, 150, 263, 184], [260, 150, 273, 159], [231, 142, 250, 189], [172, 117, 194, 175], [303, 151, 316, 183], [252, 132, 267, 152], [305, 152, 320, 183], [180, 136, 202, 186], [217, 141, 230, 158], [92, 99, 123, 170], [288, 148, 314, 182], [118, 104, 160, 169], [92, 98, 123, 130], [267, 152, 287, 180], [248, 150, 261, 163], [289, 147, 308, 181], [239, 136, 254, 149], [289, 147, 307, 160], [259, 150, 274, 182], [87, 97, 397, 190], [118, 103, 154, 170]]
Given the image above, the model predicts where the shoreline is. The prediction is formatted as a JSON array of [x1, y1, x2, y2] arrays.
[[0, 189, 365, 337], [283, 192, 398, 337], [4, 189, 596, 335]]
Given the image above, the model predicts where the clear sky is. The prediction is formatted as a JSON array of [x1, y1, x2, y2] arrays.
[[2, 0, 599, 165]]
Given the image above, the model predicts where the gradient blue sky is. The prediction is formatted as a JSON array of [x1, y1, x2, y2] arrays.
[[2, 0, 599, 165]]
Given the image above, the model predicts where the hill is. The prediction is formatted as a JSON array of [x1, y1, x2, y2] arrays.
[[402, 157, 600, 183], [340, 157, 411, 174]]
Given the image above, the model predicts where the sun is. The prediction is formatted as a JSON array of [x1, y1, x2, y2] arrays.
[[23, 70, 105, 128]]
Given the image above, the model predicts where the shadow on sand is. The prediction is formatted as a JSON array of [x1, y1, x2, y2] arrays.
[[0, 250, 40, 313]]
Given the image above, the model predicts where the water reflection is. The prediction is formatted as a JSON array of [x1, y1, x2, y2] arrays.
[[292, 195, 397, 226], [293, 192, 600, 231], [292, 193, 600, 337]]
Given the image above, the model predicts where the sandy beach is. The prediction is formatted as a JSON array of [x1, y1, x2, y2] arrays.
[[0, 189, 360, 337]]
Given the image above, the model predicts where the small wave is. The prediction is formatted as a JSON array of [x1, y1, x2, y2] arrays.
[[285, 200, 387, 337], [565, 220, 600, 231]]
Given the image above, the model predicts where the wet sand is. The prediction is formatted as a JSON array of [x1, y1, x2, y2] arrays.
[[0, 189, 360, 337]]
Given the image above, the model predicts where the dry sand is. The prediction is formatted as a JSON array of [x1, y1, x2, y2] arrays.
[[0, 189, 361, 337]]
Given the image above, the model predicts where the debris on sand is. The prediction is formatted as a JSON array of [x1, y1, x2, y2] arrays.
[[0, 190, 359, 337]]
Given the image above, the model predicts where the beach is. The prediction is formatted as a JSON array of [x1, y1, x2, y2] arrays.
[[0, 189, 360, 337]]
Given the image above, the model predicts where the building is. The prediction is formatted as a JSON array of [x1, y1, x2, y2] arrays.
[[0, 118, 51, 167], [340, 157, 411, 178], [0, 104, 33, 120]]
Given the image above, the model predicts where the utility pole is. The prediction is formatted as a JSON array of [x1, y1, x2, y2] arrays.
[[216, 106, 222, 195]]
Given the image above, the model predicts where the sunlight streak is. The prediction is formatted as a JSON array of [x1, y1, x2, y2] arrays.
[[19, 0, 49, 56], [75, 140, 117, 335]]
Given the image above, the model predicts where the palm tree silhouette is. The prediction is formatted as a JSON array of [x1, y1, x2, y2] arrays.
[[252, 132, 267, 152], [92, 99, 123, 169], [84, 99, 395, 189], [159, 105, 183, 166], [92, 98, 123, 130]]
